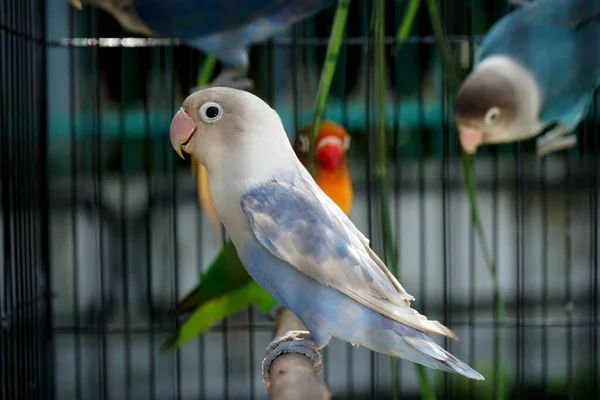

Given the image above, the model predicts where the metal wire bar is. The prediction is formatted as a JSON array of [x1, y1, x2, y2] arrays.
[[1, 0, 51, 399], [47, 35, 487, 48]]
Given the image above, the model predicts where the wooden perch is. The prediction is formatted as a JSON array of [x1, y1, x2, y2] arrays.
[[267, 308, 331, 400]]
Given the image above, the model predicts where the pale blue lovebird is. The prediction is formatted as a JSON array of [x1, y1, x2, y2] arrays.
[[169, 87, 485, 388], [453, 0, 600, 157]]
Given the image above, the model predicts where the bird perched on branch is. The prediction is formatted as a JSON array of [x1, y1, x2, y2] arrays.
[[68, 0, 336, 92], [169, 86, 484, 387], [161, 119, 353, 351], [453, 0, 600, 157]]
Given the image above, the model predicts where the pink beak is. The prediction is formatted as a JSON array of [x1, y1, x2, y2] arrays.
[[170, 107, 197, 159], [458, 126, 484, 154]]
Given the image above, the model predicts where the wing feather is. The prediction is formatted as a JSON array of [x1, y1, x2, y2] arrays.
[[240, 173, 457, 339]]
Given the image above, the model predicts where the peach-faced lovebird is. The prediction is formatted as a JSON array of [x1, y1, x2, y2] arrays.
[[293, 121, 353, 215], [69, 0, 336, 91], [169, 87, 485, 387], [453, 0, 600, 157], [162, 120, 354, 351]]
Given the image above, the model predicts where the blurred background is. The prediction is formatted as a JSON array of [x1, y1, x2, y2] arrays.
[[1, 0, 599, 399]]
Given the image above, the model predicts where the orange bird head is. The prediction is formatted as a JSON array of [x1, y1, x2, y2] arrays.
[[293, 120, 351, 172], [293, 120, 353, 215]]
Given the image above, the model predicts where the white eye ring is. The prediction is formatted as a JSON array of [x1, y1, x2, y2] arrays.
[[199, 102, 223, 123], [483, 106, 501, 126], [298, 135, 309, 152], [342, 135, 351, 151]]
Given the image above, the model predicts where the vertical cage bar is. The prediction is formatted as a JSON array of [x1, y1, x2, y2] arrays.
[[514, 143, 524, 400], [359, 0, 376, 395], [466, 2, 477, 399], [143, 48, 157, 400], [1, 0, 51, 398], [439, 1, 452, 397], [87, 7, 108, 399], [67, 4, 82, 399], [119, 29, 133, 400], [589, 94, 599, 400], [564, 150, 573, 399], [164, 44, 182, 400]]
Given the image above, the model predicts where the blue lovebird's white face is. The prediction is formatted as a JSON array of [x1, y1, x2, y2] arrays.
[[169, 86, 297, 182], [453, 55, 543, 154]]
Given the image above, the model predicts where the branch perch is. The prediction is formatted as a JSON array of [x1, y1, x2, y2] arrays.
[[267, 308, 330, 400]]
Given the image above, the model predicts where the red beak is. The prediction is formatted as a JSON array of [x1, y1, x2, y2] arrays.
[[316, 138, 343, 171]]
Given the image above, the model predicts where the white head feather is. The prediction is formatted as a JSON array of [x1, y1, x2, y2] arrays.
[[170, 87, 303, 236], [180, 87, 300, 185]]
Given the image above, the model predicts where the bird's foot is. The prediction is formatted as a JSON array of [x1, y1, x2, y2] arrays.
[[69, 0, 83, 10], [536, 125, 577, 157], [189, 69, 254, 94], [261, 330, 324, 389]]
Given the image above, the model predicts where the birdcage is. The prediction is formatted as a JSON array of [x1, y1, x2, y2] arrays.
[[2, 0, 599, 399]]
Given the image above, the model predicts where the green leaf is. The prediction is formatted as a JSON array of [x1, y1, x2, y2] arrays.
[[174, 239, 259, 314], [161, 281, 276, 352]]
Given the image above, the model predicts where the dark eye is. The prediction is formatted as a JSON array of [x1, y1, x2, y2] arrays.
[[199, 101, 223, 123], [206, 106, 219, 118]]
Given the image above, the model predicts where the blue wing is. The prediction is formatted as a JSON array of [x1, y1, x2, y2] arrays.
[[478, 0, 600, 126], [479, 0, 600, 55], [240, 172, 457, 339], [133, 0, 335, 40], [133, 0, 286, 38], [133, 0, 335, 68]]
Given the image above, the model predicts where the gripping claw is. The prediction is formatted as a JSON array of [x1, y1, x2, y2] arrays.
[[261, 330, 324, 389], [536, 125, 578, 157]]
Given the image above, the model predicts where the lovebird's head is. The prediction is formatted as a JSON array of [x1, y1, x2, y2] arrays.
[[293, 121, 351, 172], [169, 87, 295, 179], [452, 55, 542, 154]]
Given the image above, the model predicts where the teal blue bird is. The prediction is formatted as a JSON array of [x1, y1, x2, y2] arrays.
[[453, 0, 600, 157], [169, 87, 485, 388], [69, 0, 336, 91]]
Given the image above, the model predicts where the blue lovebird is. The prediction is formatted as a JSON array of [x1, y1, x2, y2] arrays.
[[69, 0, 336, 91], [169, 87, 485, 388], [453, 0, 600, 157]]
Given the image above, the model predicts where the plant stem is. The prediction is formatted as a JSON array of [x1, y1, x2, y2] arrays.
[[374, 1, 434, 399], [393, 0, 422, 54], [423, 0, 504, 397], [196, 55, 216, 88], [307, 0, 352, 177]]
